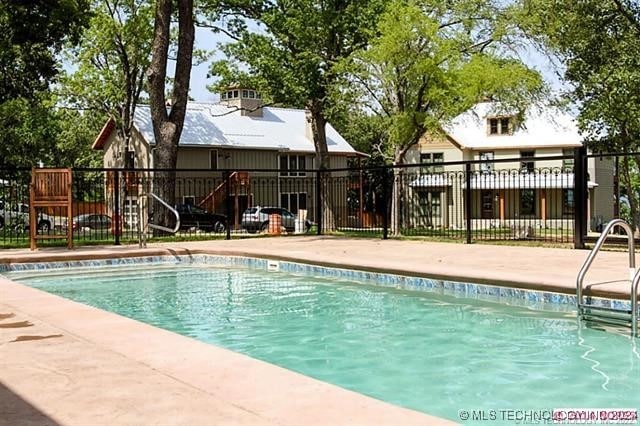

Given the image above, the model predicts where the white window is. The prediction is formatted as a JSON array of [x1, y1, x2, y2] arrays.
[[562, 148, 574, 171], [418, 191, 442, 217], [221, 92, 227, 100], [280, 192, 307, 214], [420, 152, 444, 173], [479, 151, 494, 173], [242, 90, 248, 98], [520, 150, 535, 173], [279, 155, 307, 177], [488, 117, 512, 135], [210, 150, 218, 170], [124, 196, 138, 230]]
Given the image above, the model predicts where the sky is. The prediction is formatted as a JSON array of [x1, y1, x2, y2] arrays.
[[189, 27, 227, 102], [188, 26, 567, 103]]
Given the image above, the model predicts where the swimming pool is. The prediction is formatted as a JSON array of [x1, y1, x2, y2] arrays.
[[5, 259, 639, 422]]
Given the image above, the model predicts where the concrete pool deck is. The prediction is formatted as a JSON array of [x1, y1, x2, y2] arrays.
[[0, 237, 636, 425]]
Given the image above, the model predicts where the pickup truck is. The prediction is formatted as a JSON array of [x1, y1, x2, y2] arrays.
[[0, 200, 52, 232]]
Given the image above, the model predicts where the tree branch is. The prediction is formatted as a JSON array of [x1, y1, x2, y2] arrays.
[[611, 0, 640, 36]]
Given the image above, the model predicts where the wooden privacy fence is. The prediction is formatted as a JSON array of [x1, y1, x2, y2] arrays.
[[29, 168, 73, 250]]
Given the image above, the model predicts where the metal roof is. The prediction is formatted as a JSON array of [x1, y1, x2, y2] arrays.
[[410, 172, 597, 189], [132, 103, 355, 154], [445, 102, 584, 150]]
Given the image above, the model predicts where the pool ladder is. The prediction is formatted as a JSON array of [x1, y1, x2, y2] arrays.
[[577, 219, 640, 337]]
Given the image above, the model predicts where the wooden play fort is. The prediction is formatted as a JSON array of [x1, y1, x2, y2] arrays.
[[29, 168, 73, 250]]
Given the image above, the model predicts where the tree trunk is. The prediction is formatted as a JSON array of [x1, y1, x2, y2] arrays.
[[307, 99, 335, 231], [147, 0, 194, 233]]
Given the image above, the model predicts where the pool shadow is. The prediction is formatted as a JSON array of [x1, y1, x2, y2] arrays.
[[0, 380, 59, 426]]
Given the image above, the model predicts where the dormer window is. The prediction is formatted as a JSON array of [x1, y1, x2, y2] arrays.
[[488, 117, 512, 135]]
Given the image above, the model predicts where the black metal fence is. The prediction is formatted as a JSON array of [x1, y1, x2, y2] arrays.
[[0, 149, 621, 249]]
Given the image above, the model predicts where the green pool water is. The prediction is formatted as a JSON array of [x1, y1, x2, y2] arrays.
[[7, 264, 640, 422]]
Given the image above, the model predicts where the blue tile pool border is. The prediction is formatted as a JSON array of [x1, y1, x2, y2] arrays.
[[0, 254, 630, 312]]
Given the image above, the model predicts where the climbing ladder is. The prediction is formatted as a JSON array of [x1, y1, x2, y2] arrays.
[[576, 219, 640, 336]]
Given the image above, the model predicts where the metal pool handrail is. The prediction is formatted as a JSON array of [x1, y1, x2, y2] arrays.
[[146, 193, 180, 234], [631, 267, 640, 336], [577, 219, 635, 306], [139, 193, 181, 248], [576, 219, 638, 336]]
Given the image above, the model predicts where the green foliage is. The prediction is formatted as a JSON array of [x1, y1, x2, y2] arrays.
[[0, 95, 103, 168], [206, 0, 385, 172], [353, 0, 544, 163], [62, 0, 154, 142], [0, 97, 57, 168], [521, 0, 640, 150], [0, 0, 90, 102], [208, 0, 383, 105]]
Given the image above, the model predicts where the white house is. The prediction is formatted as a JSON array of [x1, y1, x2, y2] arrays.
[[405, 102, 614, 231]]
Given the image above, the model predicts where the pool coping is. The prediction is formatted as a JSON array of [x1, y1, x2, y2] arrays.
[[2, 252, 630, 312], [0, 244, 632, 301], [0, 263, 452, 425]]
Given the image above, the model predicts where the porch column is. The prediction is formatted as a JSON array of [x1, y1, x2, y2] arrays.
[[499, 189, 505, 222], [540, 189, 547, 223], [442, 188, 449, 228]]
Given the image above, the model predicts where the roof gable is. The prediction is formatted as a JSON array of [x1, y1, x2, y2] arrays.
[[92, 118, 116, 150]]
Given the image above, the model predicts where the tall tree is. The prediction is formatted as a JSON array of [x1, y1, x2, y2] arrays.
[[147, 0, 194, 229], [207, 0, 384, 229], [62, 0, 154, 157], [148, 0, 195, 171], [353, 0, 544, 233], [521, 0, 640, 230], [0, 0, 90, 102]]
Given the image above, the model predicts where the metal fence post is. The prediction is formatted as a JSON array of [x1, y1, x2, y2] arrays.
[[464, 162, 472, 244], [573, 146, 587, 249], [316, 169, 323, 235], [224, 170, 232, 240], [382, 167, 389, 240], [113, 170, 121, 246]]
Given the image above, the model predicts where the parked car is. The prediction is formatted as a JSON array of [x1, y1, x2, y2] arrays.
[[0, 200, 52, 232], [175, 204, 226, 233], [67, 214, 112, 231], [241, 206, 311, 233]]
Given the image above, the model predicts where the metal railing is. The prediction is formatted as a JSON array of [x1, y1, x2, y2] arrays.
[[0, 149, 624, 248], [576, 219, 639, 336]]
